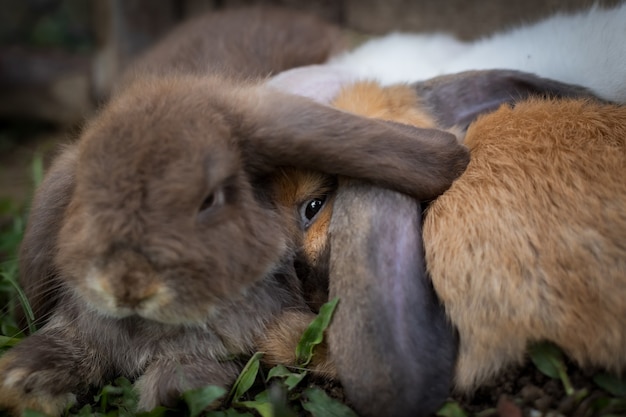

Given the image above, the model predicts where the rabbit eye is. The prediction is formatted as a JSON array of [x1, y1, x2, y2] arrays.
[[299, 195, 327, 229], [199, 187, 225, 213]]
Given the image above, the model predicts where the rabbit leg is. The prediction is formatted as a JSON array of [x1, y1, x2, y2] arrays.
[[135, 355, 242, 411], [257, 310, 336, 377], [0, 330, 103, 416]]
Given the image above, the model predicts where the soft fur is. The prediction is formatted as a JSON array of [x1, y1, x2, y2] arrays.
[[280, 3, 626, 103], [424, 97, 626, 389], [0, 7, 470, 416], [272, 72, 621, 417]]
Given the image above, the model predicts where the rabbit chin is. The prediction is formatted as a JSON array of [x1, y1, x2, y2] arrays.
[[79, 268, 216, 326]]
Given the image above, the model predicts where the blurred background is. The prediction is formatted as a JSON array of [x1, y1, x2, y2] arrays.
[[0, 0, 620, 211]]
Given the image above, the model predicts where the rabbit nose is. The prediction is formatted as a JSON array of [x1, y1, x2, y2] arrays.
[[114, 274, 160, 308], [101, 246, 162, 308]]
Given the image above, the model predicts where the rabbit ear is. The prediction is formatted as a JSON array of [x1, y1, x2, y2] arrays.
[[239, 87, 469, 200], [413, 69, 600, 129], [327, 180, 457, 417], [17, 145, 78, 329]]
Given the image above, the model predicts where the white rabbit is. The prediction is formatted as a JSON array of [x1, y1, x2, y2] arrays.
[[281, 3, 626, 103]]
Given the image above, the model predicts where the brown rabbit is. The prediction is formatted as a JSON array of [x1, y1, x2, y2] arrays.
[[269, 69, 617, 417], [330, 76, 626, 393], [0, 7, 470, 416]]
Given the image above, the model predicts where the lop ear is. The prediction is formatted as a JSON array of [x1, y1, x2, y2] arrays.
[[413, 69, 601, 129], [17, 145, 78, 330], [238, 87, 469, 201], [327, 180, 457, 417]]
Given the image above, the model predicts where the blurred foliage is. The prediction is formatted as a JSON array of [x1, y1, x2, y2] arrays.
[[0, 0, 94, 52]]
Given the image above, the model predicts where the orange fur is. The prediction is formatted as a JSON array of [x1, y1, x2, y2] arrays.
[[257, 310, 336, 377], [424, 98, 626, 389], [271, 167, 335, 258], [312, 80, 626, 391], [333, 81, 437, 128], [288, 81, 436, 265]]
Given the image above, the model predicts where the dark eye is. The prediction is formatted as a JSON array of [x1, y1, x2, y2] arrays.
[[199, 187, 225, 213], [299, 195, 327, 229]]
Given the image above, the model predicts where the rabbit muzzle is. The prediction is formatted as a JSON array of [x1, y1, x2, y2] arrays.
[[83, 247, 169, 318]]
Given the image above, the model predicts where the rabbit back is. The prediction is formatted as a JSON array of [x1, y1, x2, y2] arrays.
[[120, 7, 344, 85], [424, 98, 626, 389]]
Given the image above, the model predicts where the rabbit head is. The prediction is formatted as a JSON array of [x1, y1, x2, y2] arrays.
[[269, 68, 605, 417], [53, 76, 293, 324], [18, 5, 346, 327]]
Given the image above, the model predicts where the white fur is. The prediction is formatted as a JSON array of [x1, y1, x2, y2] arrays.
[[445, 4, 626, 102], [329, 33, 468, 85], [318, 3, 626, 103]]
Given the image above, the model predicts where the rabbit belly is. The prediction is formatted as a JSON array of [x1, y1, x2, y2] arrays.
[[424, 98, 626, 390]]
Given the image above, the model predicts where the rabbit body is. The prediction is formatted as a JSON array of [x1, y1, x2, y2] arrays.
[[326, 3, 626, 103], [329, 80, 626, 389], [282, 75, 625, 415], [328, 32, 467, 85], [423, 97, 626, 390], [0, 9, 339, 415], [0, 7, 471, 415]]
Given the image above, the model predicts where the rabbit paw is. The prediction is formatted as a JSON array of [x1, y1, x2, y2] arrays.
[[0, 351, 76, 416], [135, 357, 241, 411], [259, 310, 336, 378]]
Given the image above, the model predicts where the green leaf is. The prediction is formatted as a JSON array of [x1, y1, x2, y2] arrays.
[[236, 400, 273, 417], [266, 364, 307, 391], [296, 298, 339, 366], [283, 372, 307, 391], [183, 385, 227, 417], [0, 335, 21, 348], [301, 387, 358, 417], [436, 401, 469, 417], [594, 373, 626, 397], [237, 384, 297, 417], [228, 352, 263, 402], [529, 342, 562, 379], [2, 267, 36, 334], [267, 365, 294, 381], [528, 342, 574, 395]]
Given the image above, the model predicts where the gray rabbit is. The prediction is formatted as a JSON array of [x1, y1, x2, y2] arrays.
[[0, 7, 470, 415]]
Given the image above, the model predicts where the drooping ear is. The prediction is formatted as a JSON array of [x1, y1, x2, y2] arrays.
[[413, 69, 602, 129], [237, 87, 470, 201], [17, 145, 78, 330], [327, 180, 458, 417]]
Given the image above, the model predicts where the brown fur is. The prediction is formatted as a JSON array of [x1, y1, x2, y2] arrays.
[[119, 6, 346, 86], [332, 81, 438, 128], [258, 310, 335, 377], [0, 8, 470, 416], [424, 98, 626, 389], [280, 72, 620, 417]]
